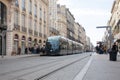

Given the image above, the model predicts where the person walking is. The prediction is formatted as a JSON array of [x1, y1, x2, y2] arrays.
[[109, 42, 118, 61], [25, 46, 28, 54], [41, 45, 46, 55], [17, 46, 21, 55]]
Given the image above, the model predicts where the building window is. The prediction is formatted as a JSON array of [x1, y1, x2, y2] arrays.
[[28, 18, 33, 35], [15, 0, 19, 7], [29, 18, 32, 29], [22, 14, 25, 27], [39, 40, 41, 43], [0, 3, 1, 24], [22, 0, 25, 11], [0, 2, 7, 25], [29, 0, 32, 14], [39, 8, 42, 19], [30, 18, 32, 29], [14, 10, 19, 25], [39, 23, 42, 32], [44, 25, 46, 35], [34, 21, 37, 31], [44, 10, 46, 21], [34, 5, 37, 17]]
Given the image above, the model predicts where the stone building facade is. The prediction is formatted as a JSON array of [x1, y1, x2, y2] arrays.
[[109, 0, 120, 40], [66, 9, 75, 41], [0, 0, 49, 56], [0, 0, 90, 56], [57, 4, 87, 50], [49, 0, 59, 36], [108, 0, 120, 50], [57, 4, 67, 37]]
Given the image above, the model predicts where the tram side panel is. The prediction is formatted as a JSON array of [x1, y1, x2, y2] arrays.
[[45, 36, 83, 56], [59, 39, 68, 55]]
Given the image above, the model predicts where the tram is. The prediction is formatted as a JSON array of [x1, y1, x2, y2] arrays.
[[45, 36, 83, 55]]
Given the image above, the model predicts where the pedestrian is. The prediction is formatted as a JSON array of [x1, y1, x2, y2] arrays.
[[28, 46, 32, 54], [25, 46, 28, 54], [17, 46, 21, 55], [109, 42, 118, 61], [36, 45, 41, 54], [31, 46, 34, 54], [41, 45, 45, 55]]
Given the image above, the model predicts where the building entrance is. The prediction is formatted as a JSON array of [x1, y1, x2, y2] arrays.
[[0, 2, 7, 55], [0, 29, 1, 55]]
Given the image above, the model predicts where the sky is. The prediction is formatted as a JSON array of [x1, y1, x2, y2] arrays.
[[57, 0, 114, 46]]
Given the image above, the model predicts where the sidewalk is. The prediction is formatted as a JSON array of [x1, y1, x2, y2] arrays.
[[83, 53, 120, 80], [0, 54, 40, 60]]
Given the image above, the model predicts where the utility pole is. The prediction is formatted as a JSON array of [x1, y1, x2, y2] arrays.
[[96, 26, 113, 49]]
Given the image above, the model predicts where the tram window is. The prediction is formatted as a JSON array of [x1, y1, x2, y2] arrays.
[[0, 2, 7, 24], [60, 41, 67, 50]]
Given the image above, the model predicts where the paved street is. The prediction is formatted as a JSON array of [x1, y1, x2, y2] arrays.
[[0, 0, 119, 80], [1, 53, 120, 80], [0, 53, 91, 80]]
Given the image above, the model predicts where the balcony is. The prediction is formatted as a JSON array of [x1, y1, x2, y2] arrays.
[[34, 31, 38, 36], [0, 24, 7, 32], [29, 29, 33, 35], [39, 18, 42, 22], [22, 26, 27, 33], [15, 3, 19, 7], [22, 8, 26, 12], [34, 14, 37, 18], [13, 24, 20, 31], [50, 27, 59, 35], [39, 32, 42, 37], [67, 26, 74, 34], [29, 11, 32, 15], [44, 34, 47, 38], [44, 20, 46, 24], [67, 35, 74, 41]]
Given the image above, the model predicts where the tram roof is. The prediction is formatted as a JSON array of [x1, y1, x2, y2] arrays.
[[47, 36, 83, 46]]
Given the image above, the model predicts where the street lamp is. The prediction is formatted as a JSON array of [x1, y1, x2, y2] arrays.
[[96, 26, 113, 49]]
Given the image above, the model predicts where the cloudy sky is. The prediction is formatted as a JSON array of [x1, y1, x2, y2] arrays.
[[57, 0, 114, 46]]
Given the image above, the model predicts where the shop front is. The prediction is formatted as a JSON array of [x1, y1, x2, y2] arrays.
[[21, 36, 26, 54], [13, 34, 19, 55], [28, 37, 32, 47]]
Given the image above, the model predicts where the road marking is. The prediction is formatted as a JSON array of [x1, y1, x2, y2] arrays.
[[73, 55, 93, 80]]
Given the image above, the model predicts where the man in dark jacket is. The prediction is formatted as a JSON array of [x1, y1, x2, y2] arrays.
[[110, 42, 118, 61]]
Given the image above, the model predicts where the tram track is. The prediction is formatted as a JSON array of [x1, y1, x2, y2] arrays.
[[0, 53, 91, 80], [34, 54, 91, 80], [0, 58, 66, 76], [0, 54, 85, 77]]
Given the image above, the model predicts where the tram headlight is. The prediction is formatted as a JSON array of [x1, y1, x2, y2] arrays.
[[50, 50, 53, 52]]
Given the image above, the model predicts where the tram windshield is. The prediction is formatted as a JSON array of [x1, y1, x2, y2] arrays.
[[46, 37, 60, 50]]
